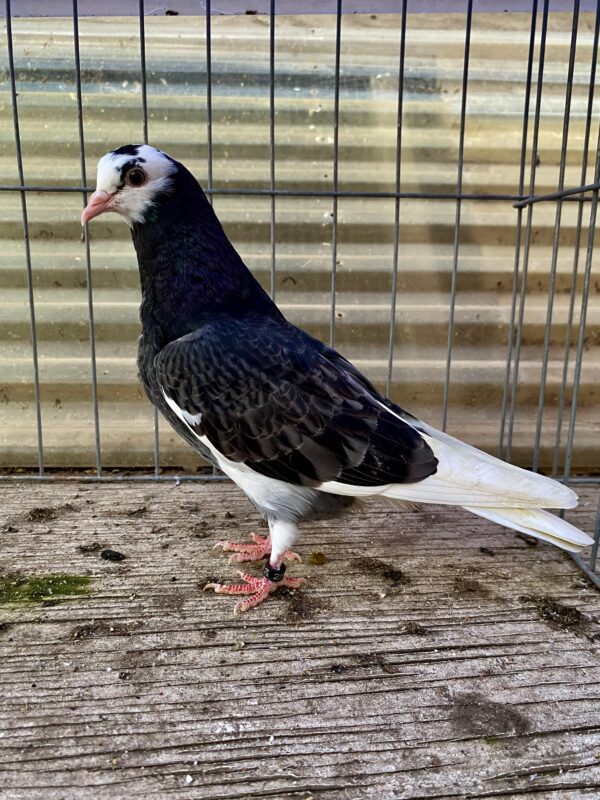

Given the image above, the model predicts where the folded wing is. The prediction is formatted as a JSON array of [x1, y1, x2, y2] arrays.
[[155, 314, 438, 489]]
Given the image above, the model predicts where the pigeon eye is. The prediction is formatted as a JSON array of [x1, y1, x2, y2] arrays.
[[126, 168, 146, 188]]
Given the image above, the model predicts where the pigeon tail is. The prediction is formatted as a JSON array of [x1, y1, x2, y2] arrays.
[[381, 427, 577, 509], [463, 506, 593, 553], [378, 423, 592, 552]]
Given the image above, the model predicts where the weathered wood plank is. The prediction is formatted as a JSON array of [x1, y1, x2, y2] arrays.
[[1, 481, 600, 799]]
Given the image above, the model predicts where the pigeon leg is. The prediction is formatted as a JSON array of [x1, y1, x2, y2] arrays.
[[214, 531, 301, 564], [205, 520, 305, 613], [204, 569, 305, 614]]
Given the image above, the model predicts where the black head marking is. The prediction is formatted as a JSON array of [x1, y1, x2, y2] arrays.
[[112, 144, 143, 157], [116, 157, 147, 189]]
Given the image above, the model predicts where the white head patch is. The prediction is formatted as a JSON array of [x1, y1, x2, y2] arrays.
[[95, 144, 177, 226]]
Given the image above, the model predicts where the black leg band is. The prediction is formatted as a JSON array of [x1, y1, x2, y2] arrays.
[[264, 562, 286, 582]]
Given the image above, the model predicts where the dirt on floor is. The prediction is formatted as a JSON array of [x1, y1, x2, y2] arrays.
[[1, 480, 600, 800]]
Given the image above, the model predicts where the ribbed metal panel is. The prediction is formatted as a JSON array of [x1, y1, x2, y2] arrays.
[[1, 12, 598, 472]]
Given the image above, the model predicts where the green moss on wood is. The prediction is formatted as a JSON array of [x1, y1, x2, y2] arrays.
[[0, 574, 91, 605], [483, 735, 501, 747]]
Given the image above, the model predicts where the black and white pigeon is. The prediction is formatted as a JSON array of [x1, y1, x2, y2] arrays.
[[82, 144, 593, 613]]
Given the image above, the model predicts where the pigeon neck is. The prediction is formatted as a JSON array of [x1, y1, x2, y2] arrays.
[[131, 177, 279, 344]]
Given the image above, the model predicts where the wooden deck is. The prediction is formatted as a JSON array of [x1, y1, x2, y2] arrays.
[[1, 480, 600, 799]]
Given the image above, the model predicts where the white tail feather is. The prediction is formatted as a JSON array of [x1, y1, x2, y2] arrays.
[[464, 506, 594, 552], [381, 426, 577, 509]]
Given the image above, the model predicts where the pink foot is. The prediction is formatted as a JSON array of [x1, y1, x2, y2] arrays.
[[214, 532, 302, 564], [204, 570, 305, 614]]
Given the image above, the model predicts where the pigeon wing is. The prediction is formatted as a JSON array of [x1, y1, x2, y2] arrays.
[[154, 316, 437, 488]]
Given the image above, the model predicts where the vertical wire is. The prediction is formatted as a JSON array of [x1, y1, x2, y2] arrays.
[[506, 0, 550, 462], [498, 0, 538, 457], [329, 0, 342, 349], [531, 0, 580, 473], [139, 0, 159, 477], [5, 0, 44, 476], [73, 0, 101, 477], [553, 0, 600, 477], [139, 0, 148, 145], [205, 0, 214, 205], [441, 0, 473, 431], [269, 0, 276, 300], [206, 0, 217, 477], [561, 123, 600, 503], [385, 0, 408, 398]]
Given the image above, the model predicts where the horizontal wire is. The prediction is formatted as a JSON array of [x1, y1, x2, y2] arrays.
[[514, 179, 600, 208], [1, 472, 597, 484], [0, 183, 596, 202], [0, 473, 230, 483]]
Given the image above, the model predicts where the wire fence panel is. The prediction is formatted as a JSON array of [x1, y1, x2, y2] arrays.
[[1, 3, 599, 577]]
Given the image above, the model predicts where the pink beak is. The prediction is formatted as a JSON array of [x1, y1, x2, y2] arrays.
[[81, 190, 116, 225]]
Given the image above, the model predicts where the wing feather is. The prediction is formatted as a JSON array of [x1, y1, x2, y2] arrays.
[[155, 314, 438, 488]]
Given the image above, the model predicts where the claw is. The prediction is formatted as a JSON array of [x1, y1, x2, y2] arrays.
[[212, 532, 302, 564], [204, 571, 306, 614]]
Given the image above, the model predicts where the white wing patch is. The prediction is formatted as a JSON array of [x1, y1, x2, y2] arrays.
[[161, 390, 318, 521]]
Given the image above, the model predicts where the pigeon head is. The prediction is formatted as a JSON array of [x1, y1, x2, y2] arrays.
[[81, 144, 177, 226], [83, 144, 280, 338]]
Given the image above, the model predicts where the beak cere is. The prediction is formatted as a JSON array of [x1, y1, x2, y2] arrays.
[[81, 190, 116, 225]]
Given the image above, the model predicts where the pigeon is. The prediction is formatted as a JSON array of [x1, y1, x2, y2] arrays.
[[82, 144, 593, 613]]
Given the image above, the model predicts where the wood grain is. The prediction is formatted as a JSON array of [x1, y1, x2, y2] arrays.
[[1, 481, 599, 799]]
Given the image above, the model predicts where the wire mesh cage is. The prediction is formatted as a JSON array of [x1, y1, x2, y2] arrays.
[[1, 0, 599, 583]]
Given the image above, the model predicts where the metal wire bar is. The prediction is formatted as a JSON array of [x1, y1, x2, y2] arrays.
[[0, 186, 103, 193], [205, 0, 214, 203], [505, 0, 550, 462], [441, 0, 473, 431], [514, 179, 600, 208], [328, 0, 342, 349], [138, 0, 159, 477], [139, 0, 148, 144], [6, 2, 600, 16], [385, 0, 407, 398], [1, 183, 597, 201], [0, 186, 521, 200], [553, 1, 600, 479], [0, 473, 230, 483], [2, 470, 599, 486], [73, 0, 102, 477], [5, 0, 44, 477], [570, 552, 600, 590], [205, 0, 218, 478], [269, 0, 276, 300], [561, 123, 600, 498], [531, 0, 580, 474], [498, 0, 538, 459]]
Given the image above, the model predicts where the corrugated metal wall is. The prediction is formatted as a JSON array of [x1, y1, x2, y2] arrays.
[[1, 11, 598, 473]]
